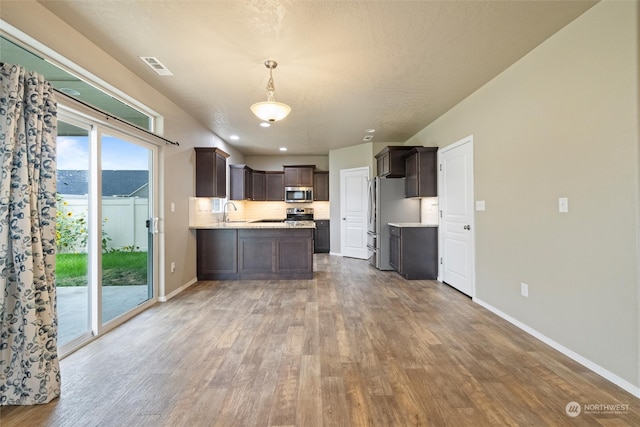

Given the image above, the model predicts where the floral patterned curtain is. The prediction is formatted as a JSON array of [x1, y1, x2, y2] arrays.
[[0, 64, 60, 405]]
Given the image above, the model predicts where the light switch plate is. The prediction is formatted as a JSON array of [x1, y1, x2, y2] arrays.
[[559, 197, 569, 213], [476, 200, 486, 211]]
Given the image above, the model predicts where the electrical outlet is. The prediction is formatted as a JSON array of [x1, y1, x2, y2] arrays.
[[170, 261, 176, 273], [521, 282, 529, 297]]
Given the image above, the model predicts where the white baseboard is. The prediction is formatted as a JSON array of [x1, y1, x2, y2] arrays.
[[329, 251, 342, 256], [158, 277, 198, 302], [474, 297, 640, 399]]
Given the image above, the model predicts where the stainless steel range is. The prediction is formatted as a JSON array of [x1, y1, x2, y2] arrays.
[[286, 207, 314, 226]]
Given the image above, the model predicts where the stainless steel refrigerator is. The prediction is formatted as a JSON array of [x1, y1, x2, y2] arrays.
[[367, 177, 421, 270]]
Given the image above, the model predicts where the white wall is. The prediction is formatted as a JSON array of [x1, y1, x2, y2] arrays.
[[406, 0, 640, 390]]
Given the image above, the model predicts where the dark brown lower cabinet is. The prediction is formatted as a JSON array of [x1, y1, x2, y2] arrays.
[[197, 228, 313, 280], [389, 225, 438, 280], [197, 229, 238, 280], [389, 228, 401, 271], [314, 220, 330, 253]]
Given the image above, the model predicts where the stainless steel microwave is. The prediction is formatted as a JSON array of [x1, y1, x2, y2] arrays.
[[285, 187, 313, 203]]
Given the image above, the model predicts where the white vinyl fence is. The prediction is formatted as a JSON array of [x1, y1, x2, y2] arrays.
[[59, 195, 149, 252]]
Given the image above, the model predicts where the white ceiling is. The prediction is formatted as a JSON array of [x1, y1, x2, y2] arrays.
[[40, 0, 597, 156]]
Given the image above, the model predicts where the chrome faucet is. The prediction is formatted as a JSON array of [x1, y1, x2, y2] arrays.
[[222, 201, 237, 222]]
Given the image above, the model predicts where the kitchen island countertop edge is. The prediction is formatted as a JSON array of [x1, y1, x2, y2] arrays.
[[388, 222, 438, 228], [190, 222, 316, 230]]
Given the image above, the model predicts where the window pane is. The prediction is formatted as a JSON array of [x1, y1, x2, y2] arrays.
[[56, 122, 91, 346], [101, 135, 152, 324]]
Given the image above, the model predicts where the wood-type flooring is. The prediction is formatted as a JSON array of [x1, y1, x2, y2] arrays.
[[2, 254, 639, 426]]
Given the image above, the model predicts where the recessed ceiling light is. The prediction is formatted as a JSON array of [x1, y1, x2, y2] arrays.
[[279, 147, 287, 152], [365, 129, 376, 133], [230, 135, 240, 140], [260, 122, 271, 128]]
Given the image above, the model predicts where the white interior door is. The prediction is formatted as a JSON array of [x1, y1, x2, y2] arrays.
[[340, 167, 369, 259], [439, 136, 475, 296]]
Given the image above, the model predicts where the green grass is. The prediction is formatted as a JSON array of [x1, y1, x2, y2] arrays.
[[56, 253, 88, 280], [56, 252, 148, 287]]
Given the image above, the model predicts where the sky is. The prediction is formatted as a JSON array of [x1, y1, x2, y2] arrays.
[[57, 135, 150, 170]]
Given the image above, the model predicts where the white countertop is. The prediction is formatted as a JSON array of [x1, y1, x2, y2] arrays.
[[190, 221, 316, 230], [388, 222, 438, 228]]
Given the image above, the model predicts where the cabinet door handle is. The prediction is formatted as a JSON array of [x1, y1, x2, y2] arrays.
[[463, 224, 471, 230]]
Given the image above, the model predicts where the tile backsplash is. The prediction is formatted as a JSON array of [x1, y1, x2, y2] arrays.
[[243, 201, 329, 220], [189, 198, 330, 226]]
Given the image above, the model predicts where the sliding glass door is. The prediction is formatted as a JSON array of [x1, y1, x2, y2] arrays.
[[56, 111, 159, 355]]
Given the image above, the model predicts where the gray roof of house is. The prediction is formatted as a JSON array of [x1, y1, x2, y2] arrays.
[[57, 170, 149, 197]]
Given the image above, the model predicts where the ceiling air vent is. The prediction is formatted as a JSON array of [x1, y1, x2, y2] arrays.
[[363, 135, 374, 142], [139, 56, 173, 76]]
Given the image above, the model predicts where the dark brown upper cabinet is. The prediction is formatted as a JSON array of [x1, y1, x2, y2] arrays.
[[265, 172, 285, 201], [283, 165, 314, 187], [313, 171, 329, 201], [375, 146, 420, 178], [229, 164, 254, 200], [195, 147, 230, 198], [252, 170, 266, 201], [404, 147, 438, 198]]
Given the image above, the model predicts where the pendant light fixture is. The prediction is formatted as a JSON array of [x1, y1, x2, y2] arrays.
[[250, 60, 291, 122]]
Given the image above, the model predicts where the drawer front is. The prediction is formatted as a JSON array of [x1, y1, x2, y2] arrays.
[[315, 220, 329, 227], [390, 226, 401, 237]]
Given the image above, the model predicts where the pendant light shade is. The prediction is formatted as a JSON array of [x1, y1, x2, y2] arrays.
[[250, 60, 291, 122], [250, 100, 291, 122]]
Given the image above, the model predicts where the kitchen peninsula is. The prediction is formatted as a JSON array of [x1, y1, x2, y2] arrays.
[[192, 221, 315, 280]]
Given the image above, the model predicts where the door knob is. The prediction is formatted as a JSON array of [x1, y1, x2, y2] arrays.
[[463, 224, 471, 230]]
